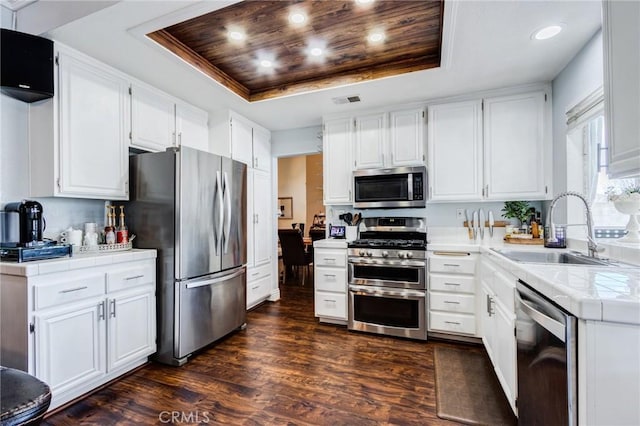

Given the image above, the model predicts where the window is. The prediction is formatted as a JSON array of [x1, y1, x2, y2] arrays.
[[566, 88, 640, 238]]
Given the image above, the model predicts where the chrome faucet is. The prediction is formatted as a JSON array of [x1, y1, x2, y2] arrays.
[[546, 191, 602, 258]]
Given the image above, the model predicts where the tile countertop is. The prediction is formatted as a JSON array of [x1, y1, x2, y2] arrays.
[[0, 249, 157, 277], [428, 228, 640, 325]]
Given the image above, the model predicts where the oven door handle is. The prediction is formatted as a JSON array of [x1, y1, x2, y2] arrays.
[[348, 259, 426, 267], [349, 285, 425, 298]]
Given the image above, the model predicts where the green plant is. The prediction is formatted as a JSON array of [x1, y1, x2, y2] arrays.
[[501, 201, 531, 225]]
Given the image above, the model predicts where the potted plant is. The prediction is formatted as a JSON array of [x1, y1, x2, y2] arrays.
[[501, 201, 532, 231], [607, 184, 640, 242]]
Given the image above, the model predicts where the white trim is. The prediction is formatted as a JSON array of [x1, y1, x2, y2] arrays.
[[439, 0, 459, 70], [566, 86, 604, 130]]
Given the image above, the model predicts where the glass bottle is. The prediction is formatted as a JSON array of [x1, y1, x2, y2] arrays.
[[116, 205, 129, 244], [105, 205, 116, 245]]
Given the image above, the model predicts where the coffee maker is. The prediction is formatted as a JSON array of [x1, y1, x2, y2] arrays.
[[4, 200, 46, 247]]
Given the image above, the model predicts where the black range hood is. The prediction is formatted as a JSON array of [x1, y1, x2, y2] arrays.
[[1, 28, 54, 103]]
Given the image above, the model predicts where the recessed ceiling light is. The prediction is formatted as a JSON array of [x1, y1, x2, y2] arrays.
[[355, 0, 374, 4], [289, 12, 306, 24], [310, 47, 323, 57], [260, 59, 273, 68], [228, 30, 245, 41], [532, 25, 563, 40], [367, 31, 385, 43]]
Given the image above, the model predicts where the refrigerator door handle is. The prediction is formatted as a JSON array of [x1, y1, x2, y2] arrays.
[[222, 172, 232, 254], [215, 170, 224, 255], [184, 268, 246, 289]]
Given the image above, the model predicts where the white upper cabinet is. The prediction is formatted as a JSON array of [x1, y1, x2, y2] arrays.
[[29, 45, 130, 200], [175, 102, 209, 152], [230, 112, 270, 172], [603, 0, 640, 178], [323, 117, 354, 204], [353, 108, 425, 170], [428, 100, 483, 201], [427, 89, 550, 202], [130, 83, 175, 152], [389, 107, 426, 167], [354, 113, 386, 169], [131, 83, 209, 153], [484, 91, 548, 200]]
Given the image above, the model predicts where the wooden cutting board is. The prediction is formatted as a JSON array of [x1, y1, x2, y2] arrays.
[[503, 236, 544, 245]]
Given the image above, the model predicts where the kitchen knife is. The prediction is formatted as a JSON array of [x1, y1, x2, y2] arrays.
[[479, 209, 485, 239], [465, 209, 472, 239], [488, 211, 495, 237], [472, 210, 479, 240]]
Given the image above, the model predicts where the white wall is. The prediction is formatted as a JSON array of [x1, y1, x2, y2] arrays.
[[277, 156, 307, 229], [550, 29, 603, 223], [271, 126, 322, 158]]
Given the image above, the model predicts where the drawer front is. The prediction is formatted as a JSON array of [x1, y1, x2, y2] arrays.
[[429, 256, 477, 274], [107, 260, 155, 293], [248, 263, 271, 283], [493, 271, 515, 312], [429, 311, 476, 335], [247, 274, 271, 307], [315, 266, 347, 293], [429, 273, 475, 294], [314, 249, 346, 268], [35, 273, 105, 310], [315, 291, 347, 320], [429, 292, 476, 314]]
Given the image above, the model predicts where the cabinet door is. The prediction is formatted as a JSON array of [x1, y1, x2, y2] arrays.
[[252, 126, 271, 173], [57, 51, 129, 199], [130, 83, 175, 152], [247, 272, 271, 309], [493, 299, 517, 411], [604, 0, 640, 178], [107, 288, 155, 371], [323, 117, 353, 204], [428, 100, 483, 201], [230, 115, 254, 166], [484, 92, 548, 200], [176, 102, 209, 152], [354, 113, 386, 169], [35, 299, 106, 395], [389, 107, 425, 167], [252, 169, 272, 266]]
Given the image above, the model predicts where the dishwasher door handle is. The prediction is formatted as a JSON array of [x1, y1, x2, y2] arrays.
[[516, 292, 566, 342]]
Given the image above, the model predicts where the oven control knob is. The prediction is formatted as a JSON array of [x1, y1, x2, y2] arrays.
[[406, 252, 414, 259], [398, 252, 406, 259], [382, 251, 389, 258], [366, 250, 373, 257], [359, 249, 366, 257]]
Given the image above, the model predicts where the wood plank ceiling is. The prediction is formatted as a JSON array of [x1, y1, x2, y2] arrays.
[[148, 0, 444, 102]]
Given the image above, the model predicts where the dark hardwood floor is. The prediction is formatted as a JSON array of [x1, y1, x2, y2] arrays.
[[44, 275, 479, 425]]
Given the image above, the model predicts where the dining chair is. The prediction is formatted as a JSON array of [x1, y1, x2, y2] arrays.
[[278, 229, 313, 285]]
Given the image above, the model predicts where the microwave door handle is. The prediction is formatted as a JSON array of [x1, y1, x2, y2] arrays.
[[407, 173, 413, 201]]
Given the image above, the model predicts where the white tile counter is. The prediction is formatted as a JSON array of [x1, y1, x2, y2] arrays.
[[0, 249, 157, 277], [428, 227, 640, 325]]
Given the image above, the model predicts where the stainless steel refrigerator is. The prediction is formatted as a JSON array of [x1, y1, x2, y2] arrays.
[[127, 146, 247, 366]]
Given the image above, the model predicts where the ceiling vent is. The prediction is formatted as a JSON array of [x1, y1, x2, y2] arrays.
[[332, 95, 361, 105]]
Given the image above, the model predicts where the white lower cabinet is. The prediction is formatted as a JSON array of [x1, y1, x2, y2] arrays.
[[0, 253, 157, 410], [314, 244, 347, 323], [480, 254, 517, 414], [428, 251, 478, 336], [247, 263, 272, 309]]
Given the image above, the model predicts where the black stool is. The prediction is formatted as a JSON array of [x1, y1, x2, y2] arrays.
[[0, 366, 51, 425]]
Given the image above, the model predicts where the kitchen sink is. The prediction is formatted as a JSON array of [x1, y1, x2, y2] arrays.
[[491, 249, 630, 267]]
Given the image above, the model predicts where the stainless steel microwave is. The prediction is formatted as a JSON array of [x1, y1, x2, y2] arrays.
[[353, 166, 427, 209]]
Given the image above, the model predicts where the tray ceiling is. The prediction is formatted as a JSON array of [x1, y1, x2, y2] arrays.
[[148, 0, 444, 102]]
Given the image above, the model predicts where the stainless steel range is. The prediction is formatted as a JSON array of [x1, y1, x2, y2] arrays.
[[347, 217, 428, 340]]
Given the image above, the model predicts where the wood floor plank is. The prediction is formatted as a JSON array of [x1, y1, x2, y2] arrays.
[[44, 278, 472, 425]]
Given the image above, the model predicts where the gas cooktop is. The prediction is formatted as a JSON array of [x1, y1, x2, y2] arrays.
[[348, 238, 427, 250]]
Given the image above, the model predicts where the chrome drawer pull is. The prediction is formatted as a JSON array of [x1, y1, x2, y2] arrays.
[[444, 282, 460, 286], [324, 274, 336, 277], [251, 272, 260, 276], [433, 251, 470, 256], [324, 299, 336, 303], [323, 258, 336, 262], [444, 301, 460, 304], [125, 275, 144, 280], [443, 263, 460, 267], [444, 321, 461, 325], [59, 286, 88, 294], [252, 285, 260, 290]]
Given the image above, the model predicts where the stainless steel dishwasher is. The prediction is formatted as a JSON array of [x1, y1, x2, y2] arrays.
[[515, 280, 577, 425]]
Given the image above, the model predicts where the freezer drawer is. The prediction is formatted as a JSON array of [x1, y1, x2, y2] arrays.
[[176, 267, 246, 362]]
